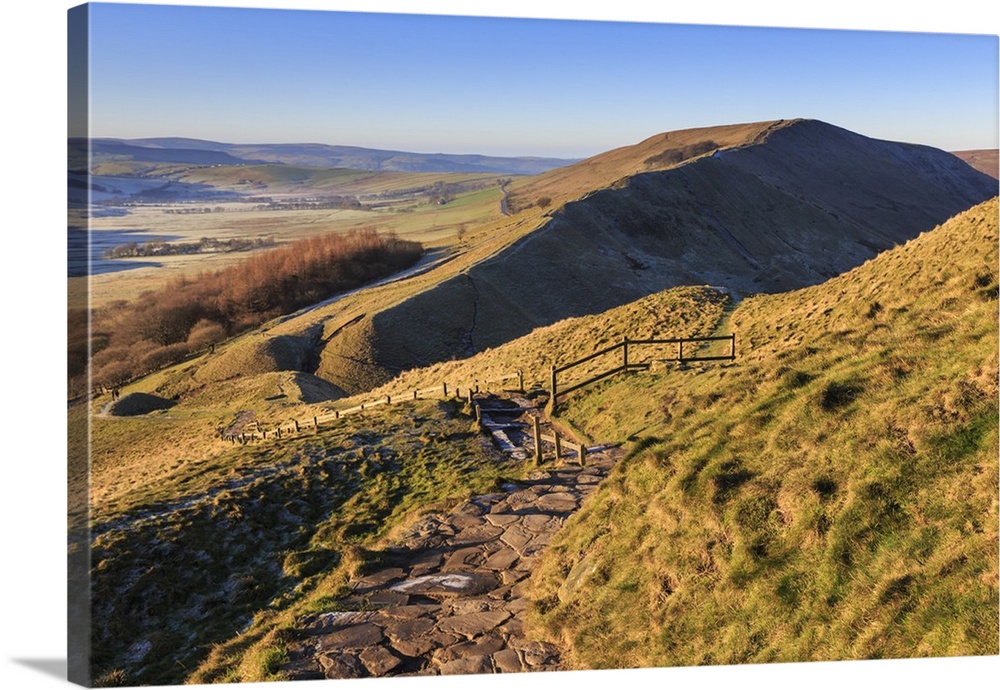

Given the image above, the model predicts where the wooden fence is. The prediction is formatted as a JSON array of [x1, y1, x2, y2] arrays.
[[530, 415, 587, 466], [222, 370, 525, 444], [550, 334, 735, 403], [220, 332, 736, 446]]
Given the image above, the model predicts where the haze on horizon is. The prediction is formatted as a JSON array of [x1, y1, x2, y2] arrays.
[[77, 1, 998, 159]]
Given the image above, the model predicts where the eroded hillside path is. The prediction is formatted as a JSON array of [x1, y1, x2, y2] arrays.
[[281, 394, 622, 679]]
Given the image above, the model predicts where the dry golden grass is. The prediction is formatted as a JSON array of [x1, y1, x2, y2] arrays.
[[508, 119, 782, 212], [362, 285, 731, 400], [525, 197, 999, 669]]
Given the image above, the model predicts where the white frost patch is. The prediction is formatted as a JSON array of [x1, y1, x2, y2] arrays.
[[391, 573, 479, 593], [124, 640, 153, 664]]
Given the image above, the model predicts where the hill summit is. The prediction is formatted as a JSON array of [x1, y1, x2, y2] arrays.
[[314, 119, 997, 393]]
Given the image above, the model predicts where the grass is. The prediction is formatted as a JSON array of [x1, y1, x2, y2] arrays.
[[76, 128, 997, 682], [362, 285, 731, 403], [85, 172, 507, 307], [524, 197, 999, 668], [87, 397, 532, 686]]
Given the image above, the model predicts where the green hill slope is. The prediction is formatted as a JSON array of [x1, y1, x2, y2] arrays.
[[315, 120, 996, 393], [525, 197, 999, 668]]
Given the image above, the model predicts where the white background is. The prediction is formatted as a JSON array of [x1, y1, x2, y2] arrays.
[[1, 2, 997, 689]]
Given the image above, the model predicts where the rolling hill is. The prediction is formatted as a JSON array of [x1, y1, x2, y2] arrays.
[[72, 137, 578, 175], [308, 119, 996, 393], [168, 196, 996, 683], [952, 149, 999, 180], [75, 118, 999, 685]]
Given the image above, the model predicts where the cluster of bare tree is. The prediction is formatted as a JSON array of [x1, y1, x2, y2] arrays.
[[78, 229, 422, 392]]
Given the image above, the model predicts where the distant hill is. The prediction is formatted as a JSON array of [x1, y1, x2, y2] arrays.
[[72, 137, 579, 175], [952, 149, 999, 179], [314, 119, 997, 392], [68, 138, 266, 169]]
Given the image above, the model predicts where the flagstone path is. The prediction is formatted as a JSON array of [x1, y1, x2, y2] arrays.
[[280, 394, 622, 679]]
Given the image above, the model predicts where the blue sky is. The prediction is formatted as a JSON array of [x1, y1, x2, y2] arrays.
[[78, 1, 999, 158]]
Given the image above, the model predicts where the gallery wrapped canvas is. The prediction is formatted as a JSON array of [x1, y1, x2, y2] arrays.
[[66, 2, 998, 688]]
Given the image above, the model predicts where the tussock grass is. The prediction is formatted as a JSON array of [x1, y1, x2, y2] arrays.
[[88, 398, 529, 686], [363, 285, 731, 401], [527, 198, 999, 668]]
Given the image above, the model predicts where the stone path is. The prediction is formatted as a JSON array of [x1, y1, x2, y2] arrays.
[[281, 394, 621, 679]]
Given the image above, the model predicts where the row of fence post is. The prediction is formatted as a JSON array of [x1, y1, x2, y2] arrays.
[[223, 370, 524, 443], [550, 334, 735, 403], [222, 331, 735, 445], [530, 415, 587, 467]]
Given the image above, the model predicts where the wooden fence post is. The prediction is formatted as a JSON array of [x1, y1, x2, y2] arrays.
[[294, 419, 300, 433], [554, 433, 562, 460], [517, 369, 524, 392], [313, 416, 319, 431], [730, 333, 736, 359], [550, 365, 558, 405], [532, 416, 542, 465], [678, 338, 684, 362], [623, 337, 629, 370], [386, 395, 391, 405], [579, 442, 587, 467], [443, 382, 448, 397], [413, 390, 418, 400]]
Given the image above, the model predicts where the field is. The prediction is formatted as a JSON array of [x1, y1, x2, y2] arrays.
[[81, 167, 507, 307]]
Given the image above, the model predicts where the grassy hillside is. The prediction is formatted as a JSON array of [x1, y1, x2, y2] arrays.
[[506, 120, 783, 211], [525, 197, 999, 667], [360, 285, 731, 399], [313, 120, 996, 393], [86, 397, 532, 687], [78, 189, 997, 683], [952, 149, 1000, 180]]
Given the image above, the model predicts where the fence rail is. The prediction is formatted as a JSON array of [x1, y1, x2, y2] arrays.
[[550, 334, 735, 404], [216, 332, 736, 445], [221, 369, 526, 443]]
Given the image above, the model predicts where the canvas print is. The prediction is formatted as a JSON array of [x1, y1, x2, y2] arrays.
[[67, 2, 999, 687]]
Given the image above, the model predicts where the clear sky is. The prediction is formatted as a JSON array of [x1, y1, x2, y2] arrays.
[[78, 1, 998, 158]]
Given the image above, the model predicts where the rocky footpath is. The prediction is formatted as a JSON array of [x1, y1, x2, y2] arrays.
[[281, 395, 621, 679]]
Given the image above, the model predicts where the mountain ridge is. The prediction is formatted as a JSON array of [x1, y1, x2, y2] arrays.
[[308, 119, 996, 393], [71, 137, 580, 175]]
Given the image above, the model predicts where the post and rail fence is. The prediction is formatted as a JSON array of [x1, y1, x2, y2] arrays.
[[221, 370, 525, 444], [549, 334, 736, 404], [215, 332, 736, 446]]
